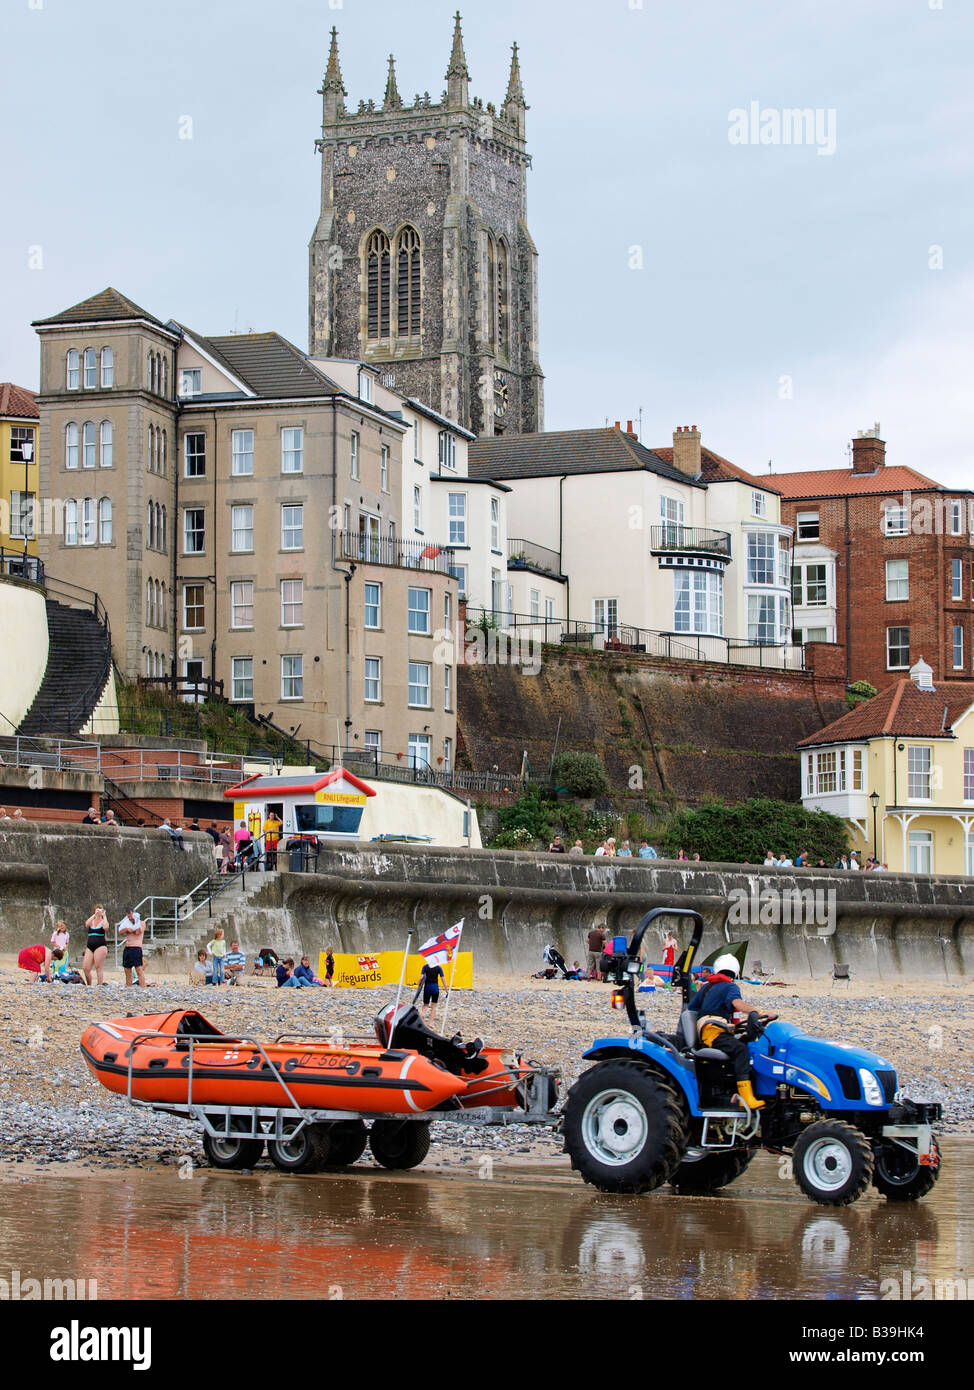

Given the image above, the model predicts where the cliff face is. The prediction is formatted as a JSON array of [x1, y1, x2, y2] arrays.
[[457, 652, 849, 804]]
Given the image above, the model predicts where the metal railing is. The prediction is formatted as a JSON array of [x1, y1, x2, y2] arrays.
[[0, 546, 44, 585], [320, 746, 519, 793], [462, 611, 805, 671], [649, 525, 732, 559], [0, 736, 272, 784], [338, 531, 456, 575], [22, 571, 114, 737], [507, 538, 564, 576]]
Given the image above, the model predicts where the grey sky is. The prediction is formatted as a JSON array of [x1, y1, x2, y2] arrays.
[[3, 0, 972, 486]]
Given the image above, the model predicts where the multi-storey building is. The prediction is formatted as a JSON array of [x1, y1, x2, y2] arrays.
[[469, 423, 796, 662], [776, 427, 974, 688], [33, 288, 458, 768], [0, 384, 39, 563], [308, 18, 543, 437], [799, 657, 974, 874]]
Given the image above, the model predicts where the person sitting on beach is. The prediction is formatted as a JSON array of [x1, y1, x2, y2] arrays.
[[18, 943, 63, 982], [190, 950, 211, 986], [276, 957, 313, 987], [293, 955, 323, 986], [224, 941, 246, 984]]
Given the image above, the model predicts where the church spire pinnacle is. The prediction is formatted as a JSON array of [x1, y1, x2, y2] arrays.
[[383, 54, 402, 110], [323, 27, 346, 96], [446, 11, 469, 107], [504, 42, 525, 108], [501, 40, 527, 140]]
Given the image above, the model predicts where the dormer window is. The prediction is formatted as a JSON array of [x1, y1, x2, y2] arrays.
[[752, 490, 767, 517], [180, 368, 202, 398], [438, 430, 456, 469], [358, 370, 373, 403]]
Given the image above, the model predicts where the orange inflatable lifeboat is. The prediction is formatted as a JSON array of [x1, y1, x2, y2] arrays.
[[374, 1004, 550, 1110], [80, 1010, 468, 1115]]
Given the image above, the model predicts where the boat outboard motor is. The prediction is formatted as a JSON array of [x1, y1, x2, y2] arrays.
[[374, 1002, 488, 1076]]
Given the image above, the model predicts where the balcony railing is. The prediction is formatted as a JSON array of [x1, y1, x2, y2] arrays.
[[650, 525, 732, 560], [507, 538, 564, 577], [339, 532, 455, 575], [0, 546, 44, 585]]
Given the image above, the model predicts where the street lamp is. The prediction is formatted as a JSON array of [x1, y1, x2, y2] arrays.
[[869, 790, 880, 860], [20, 435, 34, 566]]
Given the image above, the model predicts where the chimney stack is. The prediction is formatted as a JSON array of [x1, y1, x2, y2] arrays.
[[851, 422, 885, 475], [672, 425, 701, 477], [627, 419, 634, 435], [614, 420, 621, 430]]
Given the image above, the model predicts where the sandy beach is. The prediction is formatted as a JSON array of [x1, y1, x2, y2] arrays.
[[1, 956, 971, 1174]]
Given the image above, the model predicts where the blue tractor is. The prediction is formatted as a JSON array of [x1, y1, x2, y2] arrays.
[[562, 908, 942, 1205]]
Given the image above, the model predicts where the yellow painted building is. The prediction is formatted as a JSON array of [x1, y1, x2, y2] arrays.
[[0, 384, 38, 562], [800, 659, 974, 875]]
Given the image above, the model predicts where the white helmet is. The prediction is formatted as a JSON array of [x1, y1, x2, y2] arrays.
[[713, 954, 740, 978]]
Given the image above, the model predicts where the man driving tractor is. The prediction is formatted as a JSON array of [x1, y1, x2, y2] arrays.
[[687, 954, 770, 1110]]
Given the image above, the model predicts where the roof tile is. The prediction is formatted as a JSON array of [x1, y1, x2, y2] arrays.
[[798, 677, 974, 745], [469, 428, 701, 486], [0, 383, 38, 419], [773, 465, 949, 499]]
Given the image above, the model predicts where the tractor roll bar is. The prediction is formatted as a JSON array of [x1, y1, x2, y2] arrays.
[[624, 907, 705, 1024]]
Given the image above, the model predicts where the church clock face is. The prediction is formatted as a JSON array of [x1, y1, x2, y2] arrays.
[[493, 370, 508, 415]]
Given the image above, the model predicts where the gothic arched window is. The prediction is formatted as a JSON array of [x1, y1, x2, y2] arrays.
[[366, 230, 391, 340], [496, 239, 510, 357], [396, 226, 421, 338]]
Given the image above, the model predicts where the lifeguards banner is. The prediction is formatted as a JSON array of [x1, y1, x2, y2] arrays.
[[321, 950, 473, 990]]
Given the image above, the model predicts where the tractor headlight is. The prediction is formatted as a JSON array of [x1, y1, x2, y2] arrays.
[[859, 1069, 883, 1106]]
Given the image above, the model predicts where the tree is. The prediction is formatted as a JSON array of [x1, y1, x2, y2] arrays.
[[551, 751, 609, 798]]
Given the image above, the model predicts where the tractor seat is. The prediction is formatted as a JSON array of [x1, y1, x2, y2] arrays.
[[678, 1009, 735, 1065]]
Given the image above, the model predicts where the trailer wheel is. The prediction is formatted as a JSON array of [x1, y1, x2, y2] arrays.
[[202, 1119, 265, 1171], [873, 1139, 941, 1201], [268, 1122, 330, 1174], [563, 1059, 686, 1194], [369, 1119, 431, 1170], [670, 1147, 754, 1194], [793, 1120, 874, 1205], [323, 1119, 369, 1168]]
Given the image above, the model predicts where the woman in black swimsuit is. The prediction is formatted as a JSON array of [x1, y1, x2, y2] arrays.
[[83, 905, 109, 985]]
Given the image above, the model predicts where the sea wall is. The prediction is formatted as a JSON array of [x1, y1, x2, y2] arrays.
[[0, 821, 216, 949], [269, 845, 974, 981]]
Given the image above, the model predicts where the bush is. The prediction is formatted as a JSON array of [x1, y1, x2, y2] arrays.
[[496, 785, 557, 843], [551, 750, 609, 798], [493, 826, 537, 849], [660, 798, 848, 865], [846, 680, 878, 711]]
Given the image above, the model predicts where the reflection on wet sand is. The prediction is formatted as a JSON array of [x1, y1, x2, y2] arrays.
[[0, 1145, 969, 1300]]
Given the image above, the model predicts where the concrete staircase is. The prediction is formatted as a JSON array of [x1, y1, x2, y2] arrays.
[[19, 599, 112, 736], [149, 870, 303, 972]]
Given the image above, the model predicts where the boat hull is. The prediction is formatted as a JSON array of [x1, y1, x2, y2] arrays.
[[80, 1012, 466, 1115]]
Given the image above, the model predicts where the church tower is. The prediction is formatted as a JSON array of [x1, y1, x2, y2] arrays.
[[308, 15, 543, 436]]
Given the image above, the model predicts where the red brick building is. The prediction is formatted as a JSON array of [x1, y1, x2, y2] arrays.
[[776, 427, 974, 691]]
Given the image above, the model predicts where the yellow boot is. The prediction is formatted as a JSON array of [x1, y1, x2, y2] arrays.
[[736, 1080, 765, 1110]]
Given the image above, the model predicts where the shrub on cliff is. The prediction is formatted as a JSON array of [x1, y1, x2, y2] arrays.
[[495, 785, 557, 847], [661, 798, 847, 865], [551, 751, 609, 798], [846, 680, 878, 711]]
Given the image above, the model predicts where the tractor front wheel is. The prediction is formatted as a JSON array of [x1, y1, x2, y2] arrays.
[[793, 1120, 874, 1205], [872, 1139, 941, 1201], [563, 1060, 686, 1195]]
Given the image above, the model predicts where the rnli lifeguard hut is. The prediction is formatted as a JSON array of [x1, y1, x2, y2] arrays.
[[223, 768, 376, 846]]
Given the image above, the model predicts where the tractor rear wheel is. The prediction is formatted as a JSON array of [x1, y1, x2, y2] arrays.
[[872, 1139, 941, 1201], [563, 1060, 686, 1194], [793, 1120, 873, 1205], [670, 1147, 754, 1194]]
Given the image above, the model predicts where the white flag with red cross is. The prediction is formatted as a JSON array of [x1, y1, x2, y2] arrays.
[[418, 921, 464, 967]]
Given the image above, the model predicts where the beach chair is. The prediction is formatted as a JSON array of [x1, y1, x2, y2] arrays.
[[830, 962, 851, 990]]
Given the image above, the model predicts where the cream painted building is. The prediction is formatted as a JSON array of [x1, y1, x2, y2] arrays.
[[33, 288, 458, 770], [800, 659, 974, 874], [470, 424, 796, 662]]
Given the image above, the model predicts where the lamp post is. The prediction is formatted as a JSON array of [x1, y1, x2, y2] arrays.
[[20, 435, 34, 568], [869, 790, 880, 860]]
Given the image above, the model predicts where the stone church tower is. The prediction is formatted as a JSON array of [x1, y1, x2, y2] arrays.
[[308, 14, 543, 437]]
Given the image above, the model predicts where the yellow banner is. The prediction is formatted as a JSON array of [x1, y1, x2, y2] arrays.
[[315, 790, 367, 805], [233, 801, 245, 822], [320, 950, 473, 990]]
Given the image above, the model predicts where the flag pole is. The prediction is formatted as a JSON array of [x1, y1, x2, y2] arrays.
[[390, 930, 413, 1044], [438, 919, 464, 1033]]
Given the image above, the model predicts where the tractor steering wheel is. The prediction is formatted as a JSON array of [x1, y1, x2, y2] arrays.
[[740, 1011, 777, 1041]]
